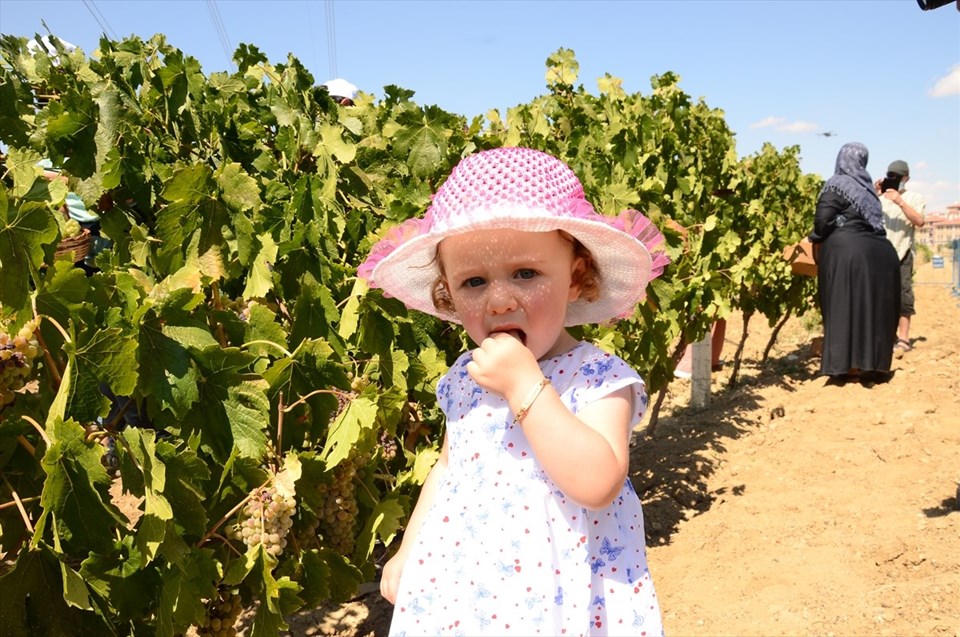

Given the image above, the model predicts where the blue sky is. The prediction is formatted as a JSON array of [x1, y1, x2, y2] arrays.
[[3, 0, 959, 213]]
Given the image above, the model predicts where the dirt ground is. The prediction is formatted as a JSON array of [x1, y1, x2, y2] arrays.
[[257, 261, 960, 636]]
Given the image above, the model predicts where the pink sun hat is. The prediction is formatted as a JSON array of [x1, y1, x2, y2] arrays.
[[358, 147, 670, 326]]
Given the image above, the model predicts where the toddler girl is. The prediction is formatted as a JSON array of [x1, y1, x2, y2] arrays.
[[358, 147, 669, 636]]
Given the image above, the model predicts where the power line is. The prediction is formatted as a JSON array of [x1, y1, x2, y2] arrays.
[[325, 0, 338, 79], [81, 0, 117, 40], [206, 0, 233, 68]]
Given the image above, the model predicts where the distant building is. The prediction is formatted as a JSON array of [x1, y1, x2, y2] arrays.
[[917, 203, 960, 249]]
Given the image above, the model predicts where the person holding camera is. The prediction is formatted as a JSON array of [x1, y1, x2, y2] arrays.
[[876, 160, 926, 357]]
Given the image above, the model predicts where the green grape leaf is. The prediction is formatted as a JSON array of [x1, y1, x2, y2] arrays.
[[243, 233, 278, 299], [155, 548, 221, 636], [6, 147, 45, 197], [380, 349, 410, 393], [224, 379, 271, 459], [35, 419, 128, 554], [337, 277, 368, 340], [315, 122, 357, 164], [296, 549, 333, 607], [597, 73, 625, 98], [317, 548, 363, 604], [244, 302, 289, 358], [69, 328, 139, 422], [290, 280, 341, 349], [218, 162, 262, 213], [545, 47, 579, 86], [137, 316, 202, 419], [322, 396, 377, 469], [155, 441, 210, 538], [392, 111, 447, 178], [355, 494, 407, 559], [79, 535, 160, 621], [273, 452, 302, 500], [396, 445, 441, 488], [0, 186, 60, 310], [0, 545, 112, 636]]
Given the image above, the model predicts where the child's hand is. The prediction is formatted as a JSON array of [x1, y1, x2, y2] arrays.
[[467, 333, 542, 401], [381, 548, 408, 604]]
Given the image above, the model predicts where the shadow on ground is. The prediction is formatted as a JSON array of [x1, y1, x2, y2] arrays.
[[631, 339, 819, 547]]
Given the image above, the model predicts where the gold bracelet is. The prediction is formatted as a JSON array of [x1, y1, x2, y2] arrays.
[[513, 377, 550, 424]]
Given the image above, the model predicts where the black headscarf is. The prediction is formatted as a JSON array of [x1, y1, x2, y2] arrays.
[[820, 142, 884, 231]]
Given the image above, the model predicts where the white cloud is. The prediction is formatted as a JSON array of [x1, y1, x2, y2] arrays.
[[750, 116, 785, 129], [929, 64, 960, 97], [749, 116, 820, 133], [778, 121, 819, 133]]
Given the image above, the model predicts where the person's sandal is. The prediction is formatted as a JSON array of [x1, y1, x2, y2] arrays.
[[893, 338, 912, 359]]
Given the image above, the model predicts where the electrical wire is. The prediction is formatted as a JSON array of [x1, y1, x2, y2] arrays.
[[206, 0, 234, 68], [325, 0, 338, 79], [81, 0, 117, 40]]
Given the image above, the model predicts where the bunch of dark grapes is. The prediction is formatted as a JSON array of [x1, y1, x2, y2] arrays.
[[317, 459, 358, 556], [229, 485, 295, 557], [196, 588, 243, 637], [0, 319, 40, 409], [379, 429, 398, 462]]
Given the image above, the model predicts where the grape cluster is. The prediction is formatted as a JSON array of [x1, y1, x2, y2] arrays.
[[230, 485, 295, 557], [379, 429, 398, 462], [62, 218, 82, 238], [317, 459, 358, 556], [196, 588, 243, 637], [0, 319, 40, 409], [293, 513, 321, 550]]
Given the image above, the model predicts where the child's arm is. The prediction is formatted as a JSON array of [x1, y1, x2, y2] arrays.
[[469, 334, 632, 510], [515, 383, 633, 510], [380, 434, 450, 604]]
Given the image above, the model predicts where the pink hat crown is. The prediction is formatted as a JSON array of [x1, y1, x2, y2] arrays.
[[424, 146, 593, 232], [358, 147, 669, 326]]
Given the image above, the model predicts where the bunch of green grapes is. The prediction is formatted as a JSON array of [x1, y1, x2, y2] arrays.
[[229, 485, 295, 557], [196, 588, 243, 637], [62, 218, 82, 238], [316, 459, 359, 556], [0, 319, 41, 409]]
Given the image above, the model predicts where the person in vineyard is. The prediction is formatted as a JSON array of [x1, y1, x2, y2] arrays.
[[808, 142, 900, 382], [358, 147, 670, 636], [876, 159, 926, 358], [322, 77, 359, 105]]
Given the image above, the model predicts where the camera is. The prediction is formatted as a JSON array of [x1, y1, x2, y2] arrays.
[[880, 175, 901, 192]]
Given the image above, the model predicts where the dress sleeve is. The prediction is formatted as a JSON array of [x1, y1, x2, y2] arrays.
[[567, 351, 649, 430], [809, 189, 846, 243]]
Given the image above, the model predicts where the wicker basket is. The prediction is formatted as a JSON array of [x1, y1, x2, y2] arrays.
[[55, 228, 91, 262]]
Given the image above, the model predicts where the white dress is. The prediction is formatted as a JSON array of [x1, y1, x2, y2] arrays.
[[389, 342, 663, 637]]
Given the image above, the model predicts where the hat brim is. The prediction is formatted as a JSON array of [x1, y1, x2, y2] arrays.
[[369, 215, 653, 326]]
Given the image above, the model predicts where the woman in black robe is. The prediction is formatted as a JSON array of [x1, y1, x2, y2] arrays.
[[809, 142, 900, 381]]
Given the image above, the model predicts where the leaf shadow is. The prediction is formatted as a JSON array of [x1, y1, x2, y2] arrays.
[[631, 339, 819, 547]]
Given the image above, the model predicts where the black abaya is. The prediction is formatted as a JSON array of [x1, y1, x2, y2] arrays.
[[810, 190, 900, 376]]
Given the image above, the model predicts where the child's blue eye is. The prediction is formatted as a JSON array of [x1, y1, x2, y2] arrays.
[[464, 276, 486, 288], [516, 269, 536, 280]]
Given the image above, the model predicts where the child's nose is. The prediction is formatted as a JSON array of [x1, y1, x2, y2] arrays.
[[486, 282, 518, 315]]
